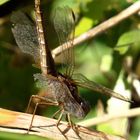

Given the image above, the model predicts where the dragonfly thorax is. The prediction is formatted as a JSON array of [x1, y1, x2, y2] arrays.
[[56, 73, 90, 119]]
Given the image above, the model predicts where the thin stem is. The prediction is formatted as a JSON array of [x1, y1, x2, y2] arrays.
[[35, 0, 57, 76], [77, 107, 140, 127], [52, 1, 140, 58]]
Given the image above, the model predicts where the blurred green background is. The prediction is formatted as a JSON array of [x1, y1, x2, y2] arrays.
[[0, 0, 140, 140]]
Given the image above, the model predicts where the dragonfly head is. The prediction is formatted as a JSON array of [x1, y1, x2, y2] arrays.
[[58, 74, 90, 119], [64, 96, 90, 119], [75, 98, 90, 119]]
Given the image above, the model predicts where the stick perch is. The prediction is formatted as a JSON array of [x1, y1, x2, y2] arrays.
[[0, 108, 126, 140], [52, 1, 140, 58]]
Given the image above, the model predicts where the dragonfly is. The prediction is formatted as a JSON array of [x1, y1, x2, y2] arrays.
[[11, 0, 131, 131]]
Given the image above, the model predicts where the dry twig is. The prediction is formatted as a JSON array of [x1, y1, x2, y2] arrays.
[[52, 1, 140, 58], [78, 107, 140, 127], [0, 108, 126, 140], [1, 1, 140, 140]]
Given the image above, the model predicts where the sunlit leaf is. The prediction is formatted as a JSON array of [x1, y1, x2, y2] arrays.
[[115, 29, 140, 54], [130, 117, 140, 140], [100, 55, 113, 72], [0, 131, 50, 140], [0, 0, 9, 5], [75, 17, 94, 36]]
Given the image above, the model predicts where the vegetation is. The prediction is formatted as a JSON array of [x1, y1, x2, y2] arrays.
[[0, 0, 140, 139]]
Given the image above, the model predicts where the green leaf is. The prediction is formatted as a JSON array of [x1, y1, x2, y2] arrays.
[[75, 17, 94, 36], [52, 0, 79, 11], [130, 117, 140, 140], [0, 0, 9, 5], [115, 29, 140, 54], [0, 131, 51, 140], [82, 0, 112, 20]]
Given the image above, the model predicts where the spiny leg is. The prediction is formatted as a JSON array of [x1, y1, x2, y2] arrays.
[[56, 109, 64, 127], [26, 95, 46, 113], [27, 102, 39, 133], [66, 114, 81, 139], [66, 113, 73, 128], [26, 95, 56, 113], [27, 96, 58, 133], [52, 108, 63, 119], [55, 112, 82, 140], [26, 95, 35, 113], [55, 110, 69, 140]]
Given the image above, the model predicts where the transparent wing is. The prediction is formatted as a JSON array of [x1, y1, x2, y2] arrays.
[[34, 73, 58, 102], [51, 6, 75, 77], [72, 73, 132, 102], [11, 11, 40, 63], [34, 73, 48, 89]]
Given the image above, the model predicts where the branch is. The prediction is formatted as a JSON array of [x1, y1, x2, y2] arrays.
[[0, 108, 126, 140], [78, 107, 140, 127], [52, 1, 140, 57]]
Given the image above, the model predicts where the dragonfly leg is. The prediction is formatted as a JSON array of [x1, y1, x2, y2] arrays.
[[52, 108, 63, 119], [56, 109, 64, 127], [26, 95, 35, 113], [66, 113, 81, 139], [27, 101, 38, 133], [55, 110, 81, 139], [26, 95, 57, 113], [55, 110, 69, 140], [26, 95, 44, 113], [27, 95, 58, 133], [66, 113, 73, 127]]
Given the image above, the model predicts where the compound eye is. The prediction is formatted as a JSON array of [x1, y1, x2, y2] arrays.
[[80, 102, 84, 107]]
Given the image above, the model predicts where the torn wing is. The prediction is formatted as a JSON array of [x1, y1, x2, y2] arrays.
[[72, 73, 132, 102]]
